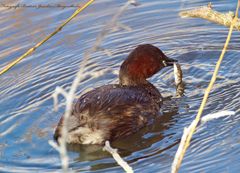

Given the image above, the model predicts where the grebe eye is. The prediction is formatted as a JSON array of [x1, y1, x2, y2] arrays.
[[162, 60, 167, 67]]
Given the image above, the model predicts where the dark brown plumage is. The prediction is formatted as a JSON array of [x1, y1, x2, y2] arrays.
[[54, 44, 177, 144]]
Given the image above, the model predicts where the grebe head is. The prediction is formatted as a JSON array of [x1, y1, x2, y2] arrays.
[[119, 44, 177, 85]]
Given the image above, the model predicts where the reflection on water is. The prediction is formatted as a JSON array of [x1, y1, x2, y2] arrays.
[[0, 0, 240, 173]]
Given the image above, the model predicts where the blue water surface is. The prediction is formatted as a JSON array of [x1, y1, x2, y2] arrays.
[[0, 0, 240, 172]]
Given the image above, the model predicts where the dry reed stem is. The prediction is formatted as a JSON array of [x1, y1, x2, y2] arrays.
[[103, 141, 134, 173], [0, 0, 95, 76], [179, 3, 240, 30], [171, 1, 239, 173]]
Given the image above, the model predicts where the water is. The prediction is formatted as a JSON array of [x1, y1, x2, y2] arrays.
[[0, 0, 240, 172]]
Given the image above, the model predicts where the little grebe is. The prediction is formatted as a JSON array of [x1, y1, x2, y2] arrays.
[[54, 44, 177, 144]]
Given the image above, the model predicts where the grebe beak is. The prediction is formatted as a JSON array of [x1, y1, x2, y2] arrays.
[[163, 57, 177, 67]]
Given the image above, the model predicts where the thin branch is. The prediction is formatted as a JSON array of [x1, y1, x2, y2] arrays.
[[52, 87, 68, 112], [48, 140, 61, 153], [103, 141, 133, 173]]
